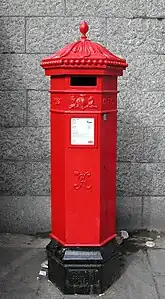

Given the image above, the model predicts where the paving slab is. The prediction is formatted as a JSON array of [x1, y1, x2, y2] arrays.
[[0, 233, 49, 248], [154, 276, 165, 299], [0, 248, 46, 298], [148, 249, 165, 275], [35, 278, 63, 299], [105, 250, 158, 299]]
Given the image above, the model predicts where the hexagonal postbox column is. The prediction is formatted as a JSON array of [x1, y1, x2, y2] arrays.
[[41, 21, 128, 295]]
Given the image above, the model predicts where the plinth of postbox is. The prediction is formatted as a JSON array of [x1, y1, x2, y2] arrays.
[[41, 20, 127, 295]]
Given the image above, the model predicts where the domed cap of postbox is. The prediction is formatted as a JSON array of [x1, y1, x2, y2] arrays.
[[41, 20, 128, 70]]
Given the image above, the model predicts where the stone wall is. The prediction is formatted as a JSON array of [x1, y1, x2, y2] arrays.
[[0, 0, 165, 233]]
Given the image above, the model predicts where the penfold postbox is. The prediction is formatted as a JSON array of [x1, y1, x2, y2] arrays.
[[41, 21, 127, 295]]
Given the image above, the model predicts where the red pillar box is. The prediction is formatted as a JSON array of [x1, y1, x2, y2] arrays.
[[41, 21, 127, 295]]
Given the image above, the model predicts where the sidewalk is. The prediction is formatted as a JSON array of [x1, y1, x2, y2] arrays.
[[0, 233, 165, 299]]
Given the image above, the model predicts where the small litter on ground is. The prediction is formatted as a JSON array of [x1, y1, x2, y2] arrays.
[[39, 270, 47, 276], [120, 230, 129, 240], [41, 260, 48, 269], [146, 241, 155, 248]]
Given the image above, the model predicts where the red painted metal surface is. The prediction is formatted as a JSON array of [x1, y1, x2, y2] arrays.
[[41, 21, 127, 246]]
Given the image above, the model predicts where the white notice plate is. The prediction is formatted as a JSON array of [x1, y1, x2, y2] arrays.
[[71, 118, 94, 145]]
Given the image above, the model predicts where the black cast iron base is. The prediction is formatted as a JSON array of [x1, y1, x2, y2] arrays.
[[46, 238, 124, 295]]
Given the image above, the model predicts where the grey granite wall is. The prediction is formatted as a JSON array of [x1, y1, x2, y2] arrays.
[[0, 0, 165, 233]]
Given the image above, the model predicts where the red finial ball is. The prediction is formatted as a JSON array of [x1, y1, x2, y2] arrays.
[[80, 20, 89, 38]]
